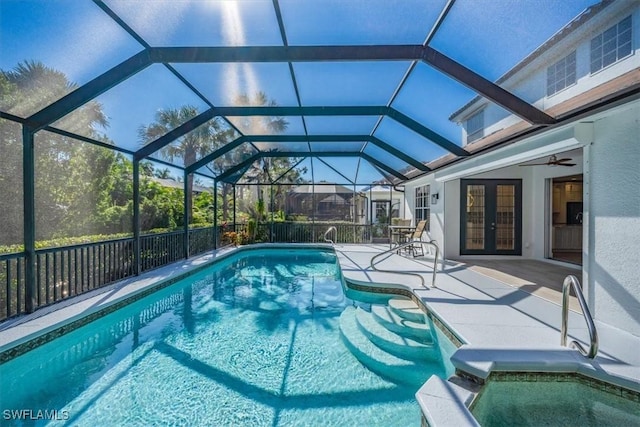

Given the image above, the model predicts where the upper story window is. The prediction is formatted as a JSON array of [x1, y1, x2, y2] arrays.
[[590, 15, 632, 74], [547, 51, 576, 96], [466, 110, 484, 143]]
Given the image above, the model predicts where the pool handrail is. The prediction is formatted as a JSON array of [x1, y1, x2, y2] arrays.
[[324, 226, 337, 245], [561, 274, 598, 359], [370, 240, 440, 288]]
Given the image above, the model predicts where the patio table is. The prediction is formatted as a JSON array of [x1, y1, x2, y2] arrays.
[[388, 225, 416, 250]]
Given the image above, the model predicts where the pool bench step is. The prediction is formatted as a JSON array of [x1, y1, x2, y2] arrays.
[[370, 305, 432, 344], [388, 298, 426, 323], [339, 307, 443, 386], [354, 307, 438, 361]]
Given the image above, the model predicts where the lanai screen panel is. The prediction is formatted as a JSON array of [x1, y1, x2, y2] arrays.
[[428, 0, 599, 139], [103, 0, 283, 47], [313, 184, 357, 223], [317, 157, 363, 185], [391, 62, 485, 146], [278, 0, 446, 45], [253, 142, 310, 153], [226, 115, 306, 136], [34, 131, 134, 242], [304, 116, 380, 135], [430, 0, 597, 82], [362, 144, 414, 175], [265, 156, 306, 183], [0, 119, 24, 247], [172, 63, 299, 108], [0, 0, 142, 118], [272, 158, 313, 185], [312, 158, 356, 185], [210, 144, 260, 181], [294, 62, 411, 106], [51, 65, 210, 154], [357, 160, 394, 185], [373, 117, 450, 165], [162, 118, 240, 170], [309, 142, 366, 153], [234, 184, 263, 222]]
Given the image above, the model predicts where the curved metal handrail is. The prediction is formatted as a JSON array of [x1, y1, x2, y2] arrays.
[[370, 240, 440, 288], [561, 275, 598, 359], [324, 226, 337, 245]]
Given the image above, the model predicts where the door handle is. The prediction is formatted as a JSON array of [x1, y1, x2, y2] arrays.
[[490, 222, 496, 230]]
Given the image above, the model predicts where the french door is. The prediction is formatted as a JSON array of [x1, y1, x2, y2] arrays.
[[460, 179, 522, 255]]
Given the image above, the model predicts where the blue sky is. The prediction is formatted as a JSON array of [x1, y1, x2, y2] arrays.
[[1, 0, 597, 183]]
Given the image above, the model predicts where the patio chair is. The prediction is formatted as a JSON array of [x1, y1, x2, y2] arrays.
[[391, 218, 413, 251], [405, 220, 427, 257]]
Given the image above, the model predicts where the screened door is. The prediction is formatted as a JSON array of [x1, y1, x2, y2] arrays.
[[372, 200, 392, 242], [460, 180, 522, 255]]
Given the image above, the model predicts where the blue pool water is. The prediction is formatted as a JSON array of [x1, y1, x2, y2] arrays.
[[1, 248, 454, 426], [472, 380, 640, 426]]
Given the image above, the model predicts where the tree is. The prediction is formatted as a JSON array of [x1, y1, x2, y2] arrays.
[[139, 106, 233, 221], [1, 60, 107, 129], [0, 119, 23, 245], [154, 168, 172, 179], [210, 92, 292, 221], [0, 61, 110, 244]]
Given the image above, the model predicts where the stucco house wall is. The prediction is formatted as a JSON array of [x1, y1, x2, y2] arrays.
[[587, 102, 640, 336]]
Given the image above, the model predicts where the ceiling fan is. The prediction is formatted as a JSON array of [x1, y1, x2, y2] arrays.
[[519, 155, 576, 167]]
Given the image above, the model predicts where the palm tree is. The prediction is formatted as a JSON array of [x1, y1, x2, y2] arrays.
[[140, 161, 155, 177], [139, 106, 235, 222], [154, 168, 172, 179], [209, 92, 289, 222], [139, 93, 292, 225], [230, 92, 288, 205], [1, 60, 107, 131]]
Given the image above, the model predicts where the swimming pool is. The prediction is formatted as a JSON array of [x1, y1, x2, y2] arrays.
[[471, 378, 640, 426], [1, 248, 454, 426]]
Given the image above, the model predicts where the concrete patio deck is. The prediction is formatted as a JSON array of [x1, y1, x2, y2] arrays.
[[332, 244, 640, 425], [335, 245, 585, 345], [333, 244, 640, 374]]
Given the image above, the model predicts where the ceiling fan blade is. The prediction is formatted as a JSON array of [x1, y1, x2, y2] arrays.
[[554, 158, 573, 163], [558, 163, 576, 167]]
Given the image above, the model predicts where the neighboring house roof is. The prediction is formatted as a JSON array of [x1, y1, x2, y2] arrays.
[[151, 177, 212, 194], [319, 194, 348, 204], [449, 0, 615, 122], [289, 183, 354, 195], [367, 185, 400, 193]]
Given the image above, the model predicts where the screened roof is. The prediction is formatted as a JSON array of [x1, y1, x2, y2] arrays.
[[1, 0, 620, 185]]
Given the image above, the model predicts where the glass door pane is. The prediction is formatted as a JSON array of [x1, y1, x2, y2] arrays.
[[465, 185, 486, 250], [496, 185, 515, 250]]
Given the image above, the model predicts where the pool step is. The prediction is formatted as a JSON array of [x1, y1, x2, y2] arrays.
[[339, 307, 442, 386], [313, 284, 345, 306], [388, 298, 426, 323], [370, 305, 433, 344], [354, 307, 438, 361]]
